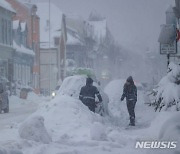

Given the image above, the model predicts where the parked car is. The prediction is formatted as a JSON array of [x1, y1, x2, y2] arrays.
[[57, 75, 109, 116], [0, 83, 9, 113], [51, 85, 60, 98]]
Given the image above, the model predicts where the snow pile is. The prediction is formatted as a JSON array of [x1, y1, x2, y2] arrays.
[[104, 79, 127, 119], [147, 112, 180, 154], [0, 147, 23, 154], [159, 112, 180, 141], [19, 115, 52, 144], [90, 122, 107, 141], [58, 75, 86, 98], [151, 62, 180, 111], [32, 95, 103, 141]]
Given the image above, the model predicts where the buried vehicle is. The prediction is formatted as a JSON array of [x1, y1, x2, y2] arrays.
[[57, 75, 109, 116], [0, 83, 9, 113]]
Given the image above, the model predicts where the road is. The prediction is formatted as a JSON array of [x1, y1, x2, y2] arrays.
[[0, 99, 38, 130]]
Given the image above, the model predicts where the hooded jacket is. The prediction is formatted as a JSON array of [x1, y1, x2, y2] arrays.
[[121, 76, 137, 102], [79, 78, 102, 104]]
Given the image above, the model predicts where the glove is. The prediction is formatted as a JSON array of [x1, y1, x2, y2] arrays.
[[95, 101, 99, 107]]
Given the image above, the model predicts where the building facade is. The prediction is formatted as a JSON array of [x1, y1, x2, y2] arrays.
[[6, 0, 40, 93], [0, 1, 15, 83], [13, 20, 34, 86]]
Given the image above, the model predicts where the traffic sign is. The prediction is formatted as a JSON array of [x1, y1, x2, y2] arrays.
[[160, 41, 177, 54]]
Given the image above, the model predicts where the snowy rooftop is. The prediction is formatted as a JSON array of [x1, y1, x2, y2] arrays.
[[13, 41, 35, 56], [66, 27, 84, 46], [0, 0, 15, 13], [36, 2, 62, 48], [89, 19, 107, 43]]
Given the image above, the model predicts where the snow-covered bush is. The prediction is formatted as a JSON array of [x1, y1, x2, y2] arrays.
[[150, 62, 180, 111], [19, 115, 52, 144]]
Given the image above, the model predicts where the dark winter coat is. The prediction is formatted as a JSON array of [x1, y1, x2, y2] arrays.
[[79, 78, 102, 107], [121, 76, 137, 102]]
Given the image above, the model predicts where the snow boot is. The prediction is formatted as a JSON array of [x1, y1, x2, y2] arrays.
[[129, 117, 135, 126]]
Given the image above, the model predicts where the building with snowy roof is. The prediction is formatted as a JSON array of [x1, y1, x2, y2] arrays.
[[36, 2, 92, 94], [0, 0, 15, 84], [12, 20, 34, 86], [7, 0, 40, 93]]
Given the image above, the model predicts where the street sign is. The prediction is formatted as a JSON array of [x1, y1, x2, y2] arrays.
[[160, 41, 177, 54], [173, 0, 180, 18], [158, 24, 176, 44]]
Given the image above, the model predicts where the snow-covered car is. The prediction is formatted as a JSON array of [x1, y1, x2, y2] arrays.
[[0, 83, 9, 113], [57, 75, 109, 116]]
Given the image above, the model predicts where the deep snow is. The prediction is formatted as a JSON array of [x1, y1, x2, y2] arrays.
[[0, 79, 179, 154]]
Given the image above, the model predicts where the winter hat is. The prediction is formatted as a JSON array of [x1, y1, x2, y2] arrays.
[[86, 77, 93, 85]]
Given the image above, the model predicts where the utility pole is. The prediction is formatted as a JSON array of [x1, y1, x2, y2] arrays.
[[48, 0, 51, 95], [167, 53, 170, 67]]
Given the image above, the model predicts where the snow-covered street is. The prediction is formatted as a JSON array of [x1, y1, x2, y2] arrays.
[[0, 78, 179, 154], [0, 97, 37, 130]]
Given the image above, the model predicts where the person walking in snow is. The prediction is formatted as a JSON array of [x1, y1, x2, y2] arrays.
[[121, 76, 137, 126], [79, 77, 102, 113]]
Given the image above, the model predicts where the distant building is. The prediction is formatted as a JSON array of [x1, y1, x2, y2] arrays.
[[0, 1, 15, 83], [6, 0, 40, 93], [36, 2, 109, 94], [36, 2, 62, 94]]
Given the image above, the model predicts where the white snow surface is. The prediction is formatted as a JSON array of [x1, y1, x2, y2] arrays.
[[66, 32, 83, 45], [0, 79, 180, 154], [13, 41, 35, 56], [19, 115, 52, 144]]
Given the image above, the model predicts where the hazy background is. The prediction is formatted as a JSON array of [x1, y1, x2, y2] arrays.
[[25, 0, 173, 83], [30, 0, 173, 52]]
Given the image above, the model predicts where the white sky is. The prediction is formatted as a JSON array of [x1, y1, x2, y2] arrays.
[[30, 0, 173, 53]]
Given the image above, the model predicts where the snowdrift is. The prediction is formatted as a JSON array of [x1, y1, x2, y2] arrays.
[[30, 95, 103, 141], [104, 79, 125, 116], [147, 112, 180, 154], [19, 115, 52, 144], [0, 147, 23, 154]]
